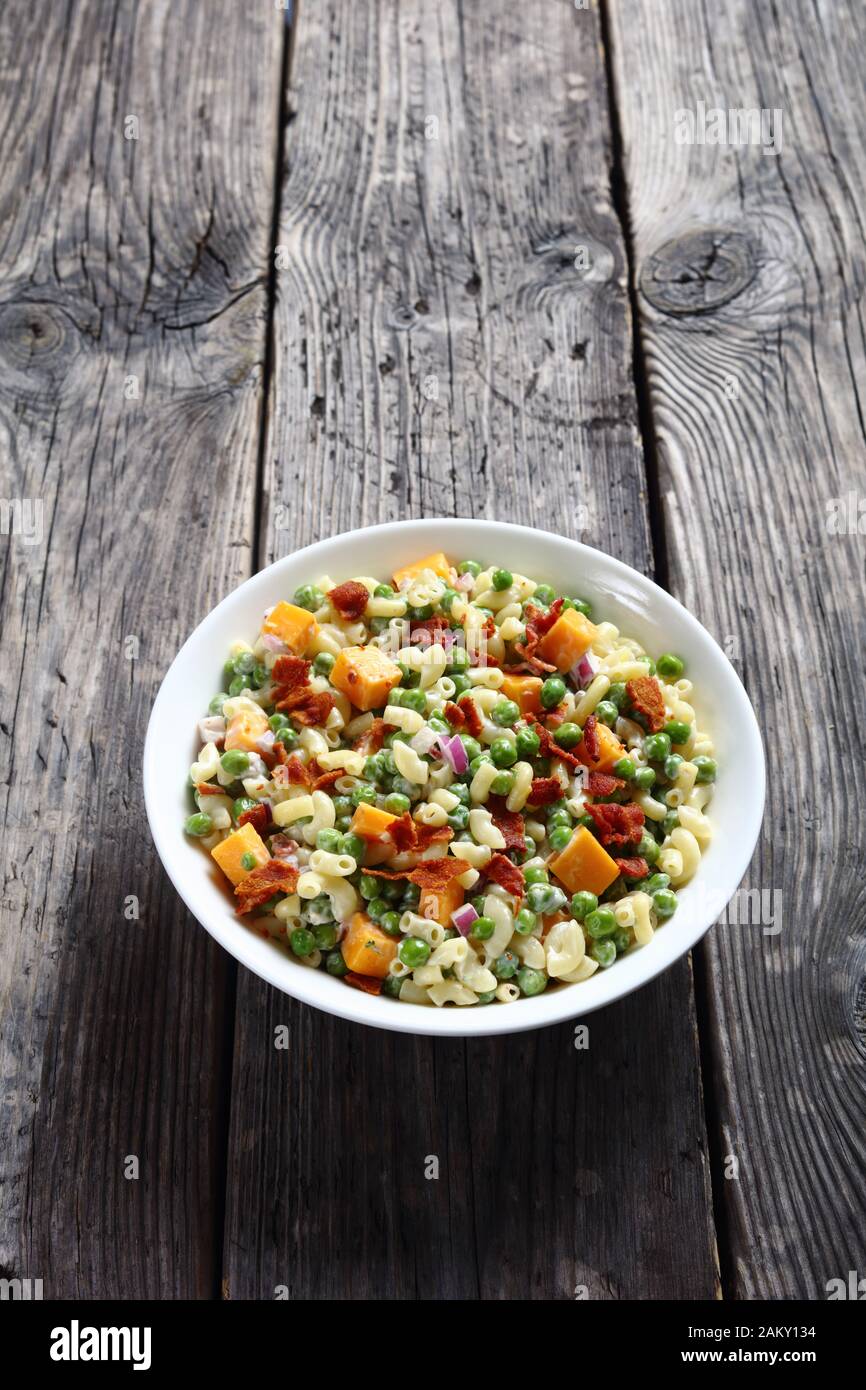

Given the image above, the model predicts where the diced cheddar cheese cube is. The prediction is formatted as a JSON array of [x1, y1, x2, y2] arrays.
[[535, 608, 598, 672], [350, 803, 399, 840], [330, 644, 402, 712], [211, 822, 270, 886], [392, 551, 451, 588], [341, 911, 398, 978], [262, 600, 319, 654], [500, 673, 543, 717], [418, 878, 464, 927], [549, 825, 620, 897], [576, 722, 625, 772], [224, 705, 270, 752]]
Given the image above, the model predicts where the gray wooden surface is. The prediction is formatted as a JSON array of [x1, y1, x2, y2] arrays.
[[0, 0, 862, 1300]]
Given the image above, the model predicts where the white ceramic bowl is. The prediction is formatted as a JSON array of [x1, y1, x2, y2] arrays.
[[144, 519, 764, 1036]]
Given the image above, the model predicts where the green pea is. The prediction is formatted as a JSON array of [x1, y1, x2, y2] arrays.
[[573, 598, 592, 617], [492, 568, 513, 591], [593, 701, 619, 728], [515, 727, 541, 759], [294, 584, 324, 612], [514, 907, 537, 935], [402, 687, 428, 714], [490, 737, 517, 769], [517, 966, 547, 997], [313, 828, 339, 854], [548, 825, 573, 852], [492, 698, 520, 727], [313, 651, 335, 677], [290, 928, 316, 957], [446, 645, 470, 672], [391, 776, 416, 800], [533, 584, 556, 606], [373, 583, 395, 598], [591, 939, 616, 968], [608, 682, 627, 710], [471, 894, 487, 915], [239, 852, 257, 872], [368, 617, 388, 635], [614, 928, 632, 954], [367, 897, 388, 923], [440, 588, 459, 616], [359, 874, 379, 900], [383, 791, 410, 816], [228, 676, 246, 697], [494, 950, 519, 980], [399, 937, 431, 968], [450, 673, 471, 697], [232, 797, 257, 820], [570, 890, 598, 921], [541, 676, 566, 709], [662, 811, 680, 836], [402, 882, 421, 909], [379, 910, 402, 937], [339, 832, 366, 863], [585, 907, 617, 939], [208, 693, 229, 715], [350, 782, 377, 807], [381, 880, 404, 905], [381, 974, 402, 997], [268, 712, 289, 734], [228, 650, 255, 677], [664, 720, 691, 746], [634, 766, 656, 791], [657, 653, 684, 679], [637, 832, 659, 865], [526, 883, 567, 915], [249, 664, 269, 690], [220, 749, 250, 777], [519, 837, 536, 862], [612, 757, 636, 780], [471, 915, 496, 942], [428, 712, 450, 734], [653, 888, 678, 919], [639, 656, 656, 676], [313, 923, 338, 951], [644, 732, 672, 761], [460, 735, 482, 763], [546, 807, 571, 829], [458, 560, 482, 577], [450, 782, 471, 805], [663, 753, 684, 781], [694, 756, 717, 783], [327, 797, 348, 821], [469, 755, 492, 777], [185, 812, 213, 837], [325, 950, 348, 977], [305, 893, 333, 924], [490, 771, 515, 796], [523, 865, 549, 885], [476, 990, 496, 1004], [554, 722, 583, 749]]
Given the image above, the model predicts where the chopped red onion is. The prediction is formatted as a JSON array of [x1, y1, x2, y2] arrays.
[[571, 652, 598, 689], [410, 726, 440, 757], [456, 572, 475, 591], [437, 733, 469, 774], [451, 903, 478, 936], [261, 632, 287, 654]]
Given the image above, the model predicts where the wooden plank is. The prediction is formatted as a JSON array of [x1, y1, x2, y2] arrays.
[[607, 0, 866, 1297], [223, 0, 719, 1300], [0, 0, 284, 1296]]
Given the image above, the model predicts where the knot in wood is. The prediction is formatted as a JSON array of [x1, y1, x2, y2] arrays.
[[639, 229, 756, 316]]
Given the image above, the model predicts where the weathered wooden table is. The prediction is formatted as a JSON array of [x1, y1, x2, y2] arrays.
[[1, 0, 863, 1300]]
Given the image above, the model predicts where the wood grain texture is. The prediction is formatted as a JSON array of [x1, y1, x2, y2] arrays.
[[223, 0, 719, 1300], [607, 0, 866, 1297], [0, 0, 284, 1296]]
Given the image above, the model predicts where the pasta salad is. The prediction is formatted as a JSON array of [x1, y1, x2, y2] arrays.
[[184, 552, 716, 1007]]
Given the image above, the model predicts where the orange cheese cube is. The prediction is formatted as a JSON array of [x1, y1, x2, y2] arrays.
[[350, 803, 399, 840], [576, 721, 625, 772], [418, 878, 464, 927], [535, 608, 598, 672], [330, 645, 402, 712], [500, 673, 543, 718], [341, 911, 399, 978], [549, 826, 620, 897], [211, 822, 270, 886], [392, 551, 451, 588], [224, 705, 270, 752], [262, 600, 319, 654]]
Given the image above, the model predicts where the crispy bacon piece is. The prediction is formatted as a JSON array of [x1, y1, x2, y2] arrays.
[[344, 971, 383, 995], [271, 654, 311, 693], [614, 856, 649, 879], [363, 856, 467, 891], [277, 689, 335, 726], [443, 701, 466, 729], [586, 801, 645, 847], [352, 717, 389, 754], [484, 853, 525, 899], [238, 803, 270, 835], [278, 752, 313, 787], [527, 716, 583, 769], [582, 713, 601, 763], [329, 580, 370, 621], [457, 695, 483, 736], [626, 676, 666, 733], [269, 834, 300, 863], [410, 614, 451, 639], [524, 596, 564, 637], [509, 641, 557, 676], [529, 776, 563, 805], [587, 770, 627, 798], [415, 823, 453, 850], [234, 860, 299, 915], [385, 812, 452, 854], [196, 781, 225, 796], [312, 768, 344, 792], [487, 795, 526, 853]]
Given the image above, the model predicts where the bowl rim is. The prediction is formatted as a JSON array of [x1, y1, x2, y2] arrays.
[[144, 517, 765, 1037]]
